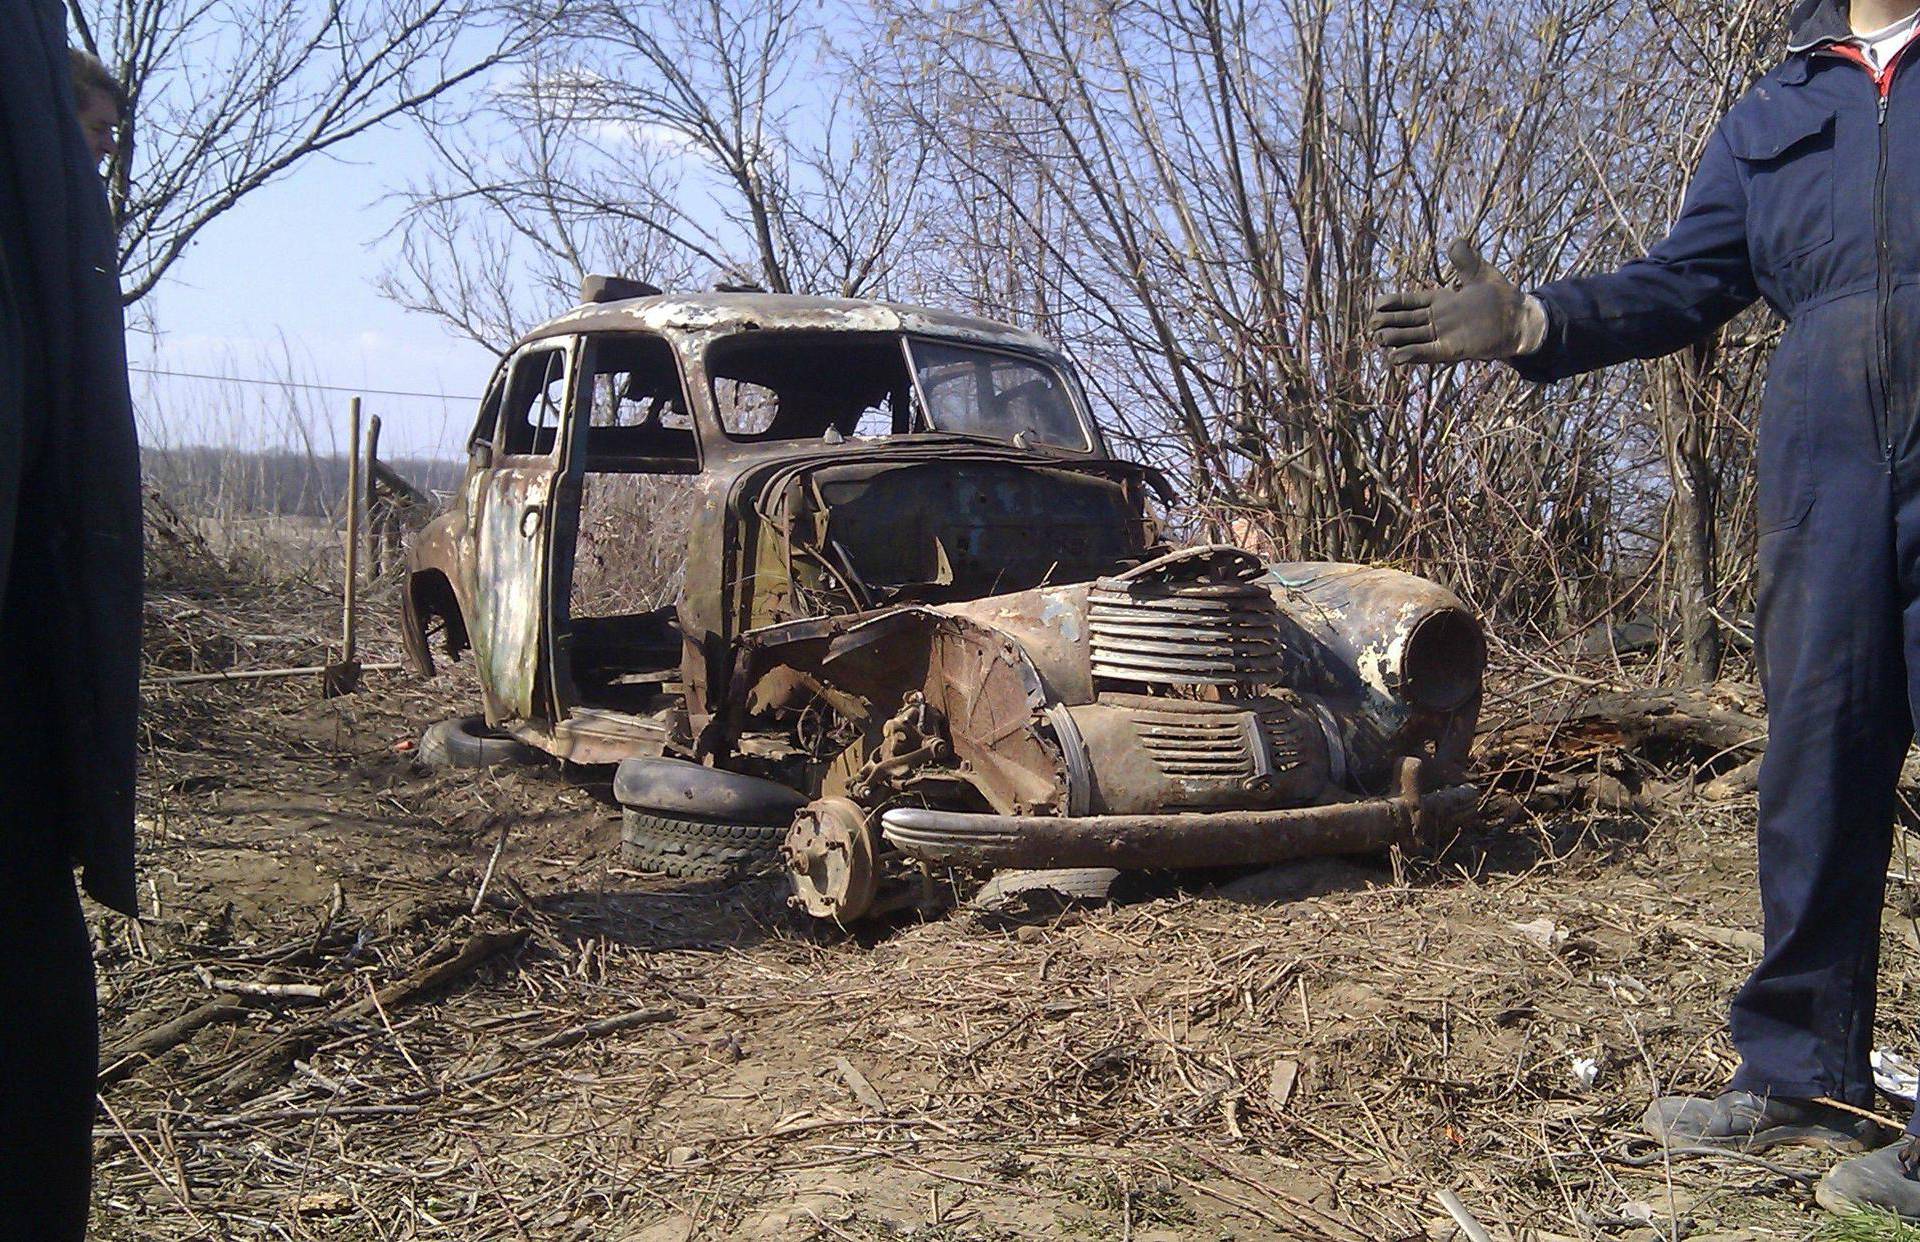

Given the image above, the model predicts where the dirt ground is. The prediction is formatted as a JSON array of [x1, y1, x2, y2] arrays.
[[93, 533, 1920, 1240]]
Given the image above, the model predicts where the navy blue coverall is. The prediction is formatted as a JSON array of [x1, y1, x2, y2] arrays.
[[1516, 0, 1920, 1129]]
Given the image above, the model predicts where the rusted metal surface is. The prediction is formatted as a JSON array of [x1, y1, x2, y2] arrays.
[[399, 520, 470, 676], [849, 692, 949, 801], [733, 605, 1066, 816], [782, 797, 877, 921], [1062, 692, 1330, 814], [693, 445, 1162, 722], [879, 758, 1474, 871], [750, 456, 1151, 625], [937, 584, 1094, 704], [471, 462, 556, 719], [397, 288, 1489, 921], [508, 708, 670, 766], [404, 335, 583, 725], [1087, 547, 1288, 688], [407, 296, 1166, 747], [523, 292, 1062, 362], [1263, 562, 1486, 788]]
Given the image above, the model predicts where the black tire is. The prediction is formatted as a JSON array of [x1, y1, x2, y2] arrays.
[[618, 809, 786, 879], [418, 715, 542, 769]]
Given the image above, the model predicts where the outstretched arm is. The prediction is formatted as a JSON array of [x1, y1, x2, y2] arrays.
[[1371, 129, 1759, 379]]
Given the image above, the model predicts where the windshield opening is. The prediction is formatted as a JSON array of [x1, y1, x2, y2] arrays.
[[907, 338, 1088, 450], [708, 333, 915, 442], [705, 331, 1088, 450]]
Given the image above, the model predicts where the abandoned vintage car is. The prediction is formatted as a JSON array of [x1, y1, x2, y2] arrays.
[[401, 281, 1485, 921]]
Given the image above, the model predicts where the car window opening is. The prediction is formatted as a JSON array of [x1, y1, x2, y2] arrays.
[[707, 332, 1089, 451], [498, 347, 568, 456], [910, 338, 1088, 451], [580, 334, 698, 473]]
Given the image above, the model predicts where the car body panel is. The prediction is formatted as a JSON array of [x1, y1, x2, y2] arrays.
[[470, 461, 557, 719]]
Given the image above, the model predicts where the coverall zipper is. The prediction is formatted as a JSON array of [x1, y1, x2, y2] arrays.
[[1827, 41, 1913, 463], [1878, 70, 1895, 464]]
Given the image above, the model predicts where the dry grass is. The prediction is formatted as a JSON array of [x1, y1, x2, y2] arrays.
[[89, 511, 1920, 1240], [94, 785, 1875, 1239], [570, 474, 696, 619]]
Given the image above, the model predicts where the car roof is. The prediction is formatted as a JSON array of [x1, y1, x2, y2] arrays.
[[518, 291, 1061, 357]]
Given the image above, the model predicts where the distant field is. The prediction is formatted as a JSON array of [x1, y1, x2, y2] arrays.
[[143, 445, 463, 520]]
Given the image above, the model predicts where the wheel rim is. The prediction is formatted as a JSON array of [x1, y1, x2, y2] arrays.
[[783, 797, 878, 921]]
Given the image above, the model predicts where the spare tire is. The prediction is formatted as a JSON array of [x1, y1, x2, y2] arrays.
[[612, 757, 806, 880], [419, 715, 542, 769], [619, 809, 787, 879]]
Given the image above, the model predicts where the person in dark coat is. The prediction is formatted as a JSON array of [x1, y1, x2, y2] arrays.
[[0, 2, 143, 1237], [1371, 0, 1920, 1217]]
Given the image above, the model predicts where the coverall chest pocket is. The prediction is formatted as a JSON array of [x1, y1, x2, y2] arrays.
[[1728, 110, 1836, 270]]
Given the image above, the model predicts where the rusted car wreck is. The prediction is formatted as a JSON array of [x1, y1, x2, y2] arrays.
[[402, 281, 1485, 922]]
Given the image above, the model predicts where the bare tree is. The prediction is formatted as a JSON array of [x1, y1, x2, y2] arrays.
[[866, 0, 1786, 677], [873, 0, 1645, 627], [1603, 0, 1779, 681], [379, 45, 705, 353], [68, 0, 545, 304], [388, 0, 1787, 680], [382, 0, 925, 347]]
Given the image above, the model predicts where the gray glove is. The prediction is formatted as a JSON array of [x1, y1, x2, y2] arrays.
[[1369, 239, 1546, 365]]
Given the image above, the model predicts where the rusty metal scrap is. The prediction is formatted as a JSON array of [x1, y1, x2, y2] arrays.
[[1087, 547, 1290, 688], [399, 288, 1489, 920], [879, 759, 1475, 871], [1062, 692, 1330, 815]]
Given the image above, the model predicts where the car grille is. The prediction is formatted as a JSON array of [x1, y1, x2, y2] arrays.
[[1080, 693, 1328, 808], [1131, 706, 1259, 778], [1132, 700, 1323, 780], [1087, 576, 1288, 688], [1255, 700, 1322, 783]]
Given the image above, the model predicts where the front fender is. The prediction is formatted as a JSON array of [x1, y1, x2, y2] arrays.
[[735, 607, 1071, 816]]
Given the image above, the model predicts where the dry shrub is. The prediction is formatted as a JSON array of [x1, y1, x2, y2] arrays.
[[568, 472, 696, 618]]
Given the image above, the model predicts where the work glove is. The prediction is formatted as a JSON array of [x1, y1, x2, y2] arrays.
[[1369, 239, 1546, 365]]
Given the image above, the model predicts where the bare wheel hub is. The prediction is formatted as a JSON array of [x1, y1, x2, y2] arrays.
[[783, 797, 878, 921]]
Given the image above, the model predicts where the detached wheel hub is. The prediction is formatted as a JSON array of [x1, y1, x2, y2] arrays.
[[784, 797, 878, 920]]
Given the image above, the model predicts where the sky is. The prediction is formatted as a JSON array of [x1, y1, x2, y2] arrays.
[[121, 6, 845, 468], [129, 119, 504, 464]]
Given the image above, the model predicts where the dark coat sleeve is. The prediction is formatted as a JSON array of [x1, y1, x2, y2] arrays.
[[0, 0, 142, 915], [1513, 128, 1760, 382]]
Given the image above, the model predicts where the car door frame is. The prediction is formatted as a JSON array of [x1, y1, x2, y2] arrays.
[[544, 330, 704, 719], [467, 334, 588, 724]]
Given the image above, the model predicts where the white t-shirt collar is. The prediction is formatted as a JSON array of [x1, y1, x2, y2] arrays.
[[1849, 6, 1920, 69]]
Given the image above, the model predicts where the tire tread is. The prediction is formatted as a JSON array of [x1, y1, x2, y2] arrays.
[[619, 809, 784, 879]]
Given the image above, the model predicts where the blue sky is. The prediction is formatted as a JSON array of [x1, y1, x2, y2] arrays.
[[122, 4, 852, 466], [130, 119, 503, 463]]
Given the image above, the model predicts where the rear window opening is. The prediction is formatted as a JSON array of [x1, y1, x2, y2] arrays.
[[709, 333, 914, 442], [580, 335, 698, 473]]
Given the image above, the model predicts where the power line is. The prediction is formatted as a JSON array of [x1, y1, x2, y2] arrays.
[[129, 365, 483, 403]]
